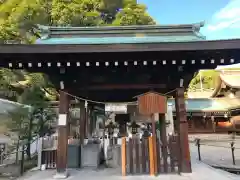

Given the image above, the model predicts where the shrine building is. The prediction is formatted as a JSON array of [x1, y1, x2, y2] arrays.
[[0, 22, 239, 177]]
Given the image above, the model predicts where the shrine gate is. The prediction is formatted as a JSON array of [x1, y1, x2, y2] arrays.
[[0, 22, 239, 177]]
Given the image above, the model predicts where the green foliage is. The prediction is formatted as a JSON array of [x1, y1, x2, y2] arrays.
[[188, 70, 220, 91], [7, 88, 57, 159], [1, 68, 57, 159], [112, 2, 155, 25], [0, 0, 155, 43], [51, 0, 104, 26], [0, 69, 58, 101], [0, 68, 25, 100], [6, 105, 30, 140]]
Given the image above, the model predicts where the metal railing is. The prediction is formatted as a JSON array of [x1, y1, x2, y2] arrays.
[[0, 145, 26, 176], [195, 138, 240, 167], [0, 138, 39, 177]]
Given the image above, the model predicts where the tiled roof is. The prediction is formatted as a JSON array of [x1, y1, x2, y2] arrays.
[[36, 35, 204, 45], [0, 98, 29, 114], [36, 22, 205, 44], [168, 98, 240, 112]]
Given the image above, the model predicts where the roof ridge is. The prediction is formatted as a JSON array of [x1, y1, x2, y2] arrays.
[[37, 22, 205, 32]]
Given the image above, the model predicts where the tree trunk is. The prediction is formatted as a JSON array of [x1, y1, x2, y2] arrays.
[[15, 137, 20, 164], [39, 108, 44, 137], [26, 117, 33, 160]]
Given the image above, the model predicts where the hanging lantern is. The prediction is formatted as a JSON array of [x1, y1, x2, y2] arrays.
[[130, 121, 140, 134], [106, 121, 116, 136]]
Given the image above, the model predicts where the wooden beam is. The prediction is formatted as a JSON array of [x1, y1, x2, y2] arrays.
[[77, 84, 166, 90], [1, 39, 240, 54]]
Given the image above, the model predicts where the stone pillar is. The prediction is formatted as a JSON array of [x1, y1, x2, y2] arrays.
[[166, 103, 174, 135], [37, 137, 43, 170], [54, 91, 69, 178], [175, 88, 192, 173]]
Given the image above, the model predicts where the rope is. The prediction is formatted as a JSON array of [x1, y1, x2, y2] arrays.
[[164, 88, 177, 95], [198, 143, 240, 150], [60, 88, 178, 105], [60, 90, 137, 105]]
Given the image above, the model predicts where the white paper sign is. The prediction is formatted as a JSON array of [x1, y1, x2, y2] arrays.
[[105, 103, 127, 113], [58, 114, 67, 126]]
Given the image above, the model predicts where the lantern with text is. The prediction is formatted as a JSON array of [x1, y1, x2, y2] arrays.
[[136, 91, 167, 115]]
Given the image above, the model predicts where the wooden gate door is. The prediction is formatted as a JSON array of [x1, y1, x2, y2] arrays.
[[121, 135, 180, 176]]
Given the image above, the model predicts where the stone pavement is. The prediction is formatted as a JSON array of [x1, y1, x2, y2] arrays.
[[188, 134, 240, 143], [17, 144, 239, 180], [189, 134, 240, 169], [195, 142, 240, 168]]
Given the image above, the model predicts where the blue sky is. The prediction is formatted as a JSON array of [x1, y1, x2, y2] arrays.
[[139, 0, 240, 40]]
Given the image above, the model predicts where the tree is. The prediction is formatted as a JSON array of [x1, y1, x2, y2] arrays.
[[112, 1, 155, 25], [16, 77, 57, 159], [6, 105, 30, 162], [0, 0, 155, 43], [3, 71, 58, 159], [0, 68, 26, 100], [0, 69, 58, 101], [188, 70, 220, 92], [7, 88, 57, 159]]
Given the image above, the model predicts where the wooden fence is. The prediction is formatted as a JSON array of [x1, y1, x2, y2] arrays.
[[41, 150, 57, 169], [40, 136, 80, 169], [121, 135, 180, 176]]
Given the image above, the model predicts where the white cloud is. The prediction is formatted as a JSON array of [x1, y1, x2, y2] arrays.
[[215, 7, 240, 20], [207, 17, 240, 31], [206, 0, 240, 31]]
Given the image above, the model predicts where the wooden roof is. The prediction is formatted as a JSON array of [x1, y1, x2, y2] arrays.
[[1, 39, 240, 54], [133, 91, 167, 99], [220, 71, 240, 88]]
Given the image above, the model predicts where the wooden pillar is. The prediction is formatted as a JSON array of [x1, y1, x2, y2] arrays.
[[79, 102, 85, 145], [85, 104, 89, 138], [148, 136, 154, 175], [211, 116, 216, 133], [89, 106, 94, 136], [159, 114, 168, 173], [191, 118, 195, 130], [121, 137, 126, 176], [150, 114, 157, 174], [175, 88, 192, 173], [56, 91, 69, 176]]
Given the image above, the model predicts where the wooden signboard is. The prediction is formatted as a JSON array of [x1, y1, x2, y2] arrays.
[[136, 92, 167, 115]]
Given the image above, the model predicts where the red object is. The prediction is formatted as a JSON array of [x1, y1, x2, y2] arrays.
[[218, 122, 232, 128], [136, 91, 167, 115]]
